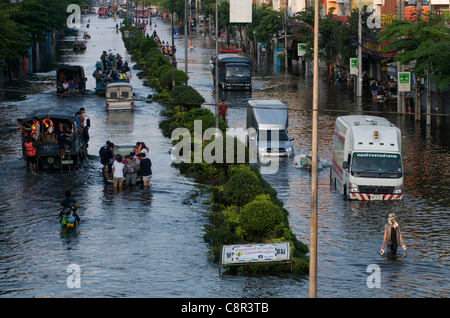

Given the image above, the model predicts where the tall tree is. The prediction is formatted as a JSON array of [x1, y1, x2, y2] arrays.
[[379, 11, 450, 89]]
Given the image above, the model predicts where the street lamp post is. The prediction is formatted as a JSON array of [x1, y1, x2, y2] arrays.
[[172, 0, 175, 88], [185, 0, 188, 80], [214, 0, 219, 130], [310, 0, 320, 299], [357, 0, 362, 97]]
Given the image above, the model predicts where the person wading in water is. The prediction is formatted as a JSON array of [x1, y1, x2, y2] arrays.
[[381, 213, 407, 255]]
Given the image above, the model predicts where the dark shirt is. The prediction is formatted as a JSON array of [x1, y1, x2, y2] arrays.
[[100, 147, 113, 164], [56, 127, 68, 140], [60, 197, 77, 209], [59, 197, 80, 222], [140, 157, 152, 176]]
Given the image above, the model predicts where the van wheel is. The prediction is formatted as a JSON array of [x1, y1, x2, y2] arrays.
[[343, 185, 348, 200]]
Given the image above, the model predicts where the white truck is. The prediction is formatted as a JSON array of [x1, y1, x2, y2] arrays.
[[330, 115, 403, 200], [246, 100, 294, 156]]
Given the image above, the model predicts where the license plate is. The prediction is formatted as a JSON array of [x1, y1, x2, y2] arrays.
[[370, 194, 383, 200]]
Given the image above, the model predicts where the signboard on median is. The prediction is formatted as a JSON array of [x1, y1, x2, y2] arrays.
[[297, 43, 306, 56], [124, 31, 135, 38], [350, 58, 358, 75], [398, 72, 411, 92], [220, 242, 290, 265]]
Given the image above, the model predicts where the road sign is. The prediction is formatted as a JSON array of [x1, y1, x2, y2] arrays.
[[350, 58, 358, 75], [124, 31, 135, 38], [220, 242, 290, 265], [398, 72, 411, 92], [298, 43, 306, 56]]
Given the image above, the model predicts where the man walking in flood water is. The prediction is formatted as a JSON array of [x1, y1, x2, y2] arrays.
[[381, 213, 407, 255]]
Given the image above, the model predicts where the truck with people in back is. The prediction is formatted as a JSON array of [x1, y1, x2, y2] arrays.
[[330, 115, 404, 200]]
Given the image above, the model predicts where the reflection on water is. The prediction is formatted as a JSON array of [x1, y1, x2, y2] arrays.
[[0, 15, 450, 298]]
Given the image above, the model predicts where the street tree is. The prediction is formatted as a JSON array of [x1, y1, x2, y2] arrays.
[[379, 12, 450, 125]]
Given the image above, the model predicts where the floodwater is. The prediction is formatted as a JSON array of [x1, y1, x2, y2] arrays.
[[0, 14, 449, 298]]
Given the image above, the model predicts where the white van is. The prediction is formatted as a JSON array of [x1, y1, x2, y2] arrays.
[[246, 100, 294, 156], [331, 115, 403, 200], [106, 82, 134, 111]]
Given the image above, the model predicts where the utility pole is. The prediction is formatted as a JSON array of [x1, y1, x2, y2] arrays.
[[397, 0, 405, 114], [309, 0, 319, 299], [185, 0, 188, 83], [284, 0, 288, 73], [172, 0, 175, 88], [415, 0, 422, 122], [426, 0, 431, 125], [357, 0, 362, 97], [214, 0, 219, 130]]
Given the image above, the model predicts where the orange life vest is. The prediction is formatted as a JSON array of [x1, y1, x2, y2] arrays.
[[31, 120, 40, 137], [24, 141, 36, 157], [42, 118, 54, 134]]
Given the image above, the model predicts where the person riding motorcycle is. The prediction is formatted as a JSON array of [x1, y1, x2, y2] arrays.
[[59, 190, 81, 227]]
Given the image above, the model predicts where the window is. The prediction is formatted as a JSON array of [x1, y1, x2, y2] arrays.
[[258, 130, 289, 142]]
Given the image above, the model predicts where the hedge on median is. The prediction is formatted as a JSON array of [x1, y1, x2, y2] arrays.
[[120, 24, 309, 275]]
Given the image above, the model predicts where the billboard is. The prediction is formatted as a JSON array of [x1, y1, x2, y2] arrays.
[[230, 0, 252, 23]]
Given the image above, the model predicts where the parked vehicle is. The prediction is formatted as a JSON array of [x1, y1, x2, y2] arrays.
[[246, 100, 294, 156], [106, 82, 134, 111], [212, 54, 251, 90], [56, 64, 87, 94], [102, 144, 143, 184], [20, 107, 90, 171], [330, 115, 404, 200]]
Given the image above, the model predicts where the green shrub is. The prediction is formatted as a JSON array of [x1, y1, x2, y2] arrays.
[[151, 55, 171, 71], [223, 170, 263, 207], [219, 205, 240, 232], [159, 68, 189, 89], [170, 85, 205, 111], [140, 38, 158, 56], [239, 199, 283, 239], [203, 229, 238, 245], [155, 64, 171, 78]]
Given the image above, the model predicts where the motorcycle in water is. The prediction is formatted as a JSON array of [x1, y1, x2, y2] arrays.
[[60, 205, 80, 229]]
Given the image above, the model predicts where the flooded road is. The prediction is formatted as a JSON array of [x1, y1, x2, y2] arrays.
[[0, 14, 449, 298]]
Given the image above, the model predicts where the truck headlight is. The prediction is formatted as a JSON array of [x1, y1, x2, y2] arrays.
[[349, 183, 359, 192], [393, 187, 402, 194], [258, 147, 266, 152], [286, 147, 292, 152]]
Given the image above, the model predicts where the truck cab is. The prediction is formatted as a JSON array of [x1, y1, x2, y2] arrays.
[[331, 115, 404, 200]]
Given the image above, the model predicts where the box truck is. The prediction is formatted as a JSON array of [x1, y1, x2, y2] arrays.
[[246, 100, 294, 156], [331, 115, 403, 200]]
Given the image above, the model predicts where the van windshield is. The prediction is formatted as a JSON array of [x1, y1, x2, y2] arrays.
[[225, 66, 250, 78], [351, 153, 402, 176], [258, 130, 289, 142]]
